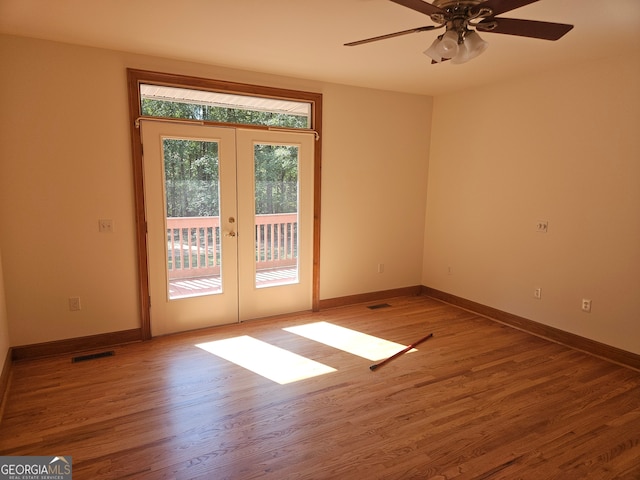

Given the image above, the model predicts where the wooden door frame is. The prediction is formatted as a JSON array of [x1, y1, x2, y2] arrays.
[[127, 69, 323, 340]]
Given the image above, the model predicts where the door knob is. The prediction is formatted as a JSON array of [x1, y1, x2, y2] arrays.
[[224, 231, 236, 237]]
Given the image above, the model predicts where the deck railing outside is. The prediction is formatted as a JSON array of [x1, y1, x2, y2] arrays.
[[166, 213, 297, 280]]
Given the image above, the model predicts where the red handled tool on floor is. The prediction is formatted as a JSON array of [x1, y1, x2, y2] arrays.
[[369, 333, 434, 371]]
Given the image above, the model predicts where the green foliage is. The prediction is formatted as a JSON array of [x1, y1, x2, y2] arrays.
[[144, 99, 301, 218], [255, 144, 298, 214], [141, 99, 308, 128], [163, 139, 219, 217]]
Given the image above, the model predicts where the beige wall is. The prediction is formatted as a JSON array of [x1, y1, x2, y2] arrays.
[[320, 84, 432, 299], [423, 52, 640, 355], [1, 36, 140, 346], [0, 34, 432, 346]]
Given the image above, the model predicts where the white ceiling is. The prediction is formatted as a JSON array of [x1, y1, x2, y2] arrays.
[[1, 0, 639, 96]]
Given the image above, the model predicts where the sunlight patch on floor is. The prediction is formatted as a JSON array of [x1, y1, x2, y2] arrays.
[[283, 321, 415, 361], [196, 335, 336, 384]]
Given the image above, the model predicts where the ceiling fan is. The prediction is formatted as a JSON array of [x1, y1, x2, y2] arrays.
[[345, 0, 574, 64]]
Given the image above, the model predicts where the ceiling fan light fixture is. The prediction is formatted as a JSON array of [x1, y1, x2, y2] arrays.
[[423, 36, 444, 63], [451, 30, 488, 64], [451, 41, 470, 64], [435, 30, 459, 59], [464, 30, 488, 58]]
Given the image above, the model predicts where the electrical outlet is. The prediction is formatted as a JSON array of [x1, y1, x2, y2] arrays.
[[534, 288, 541, 299], [536, 221, 548, 233], [581, 299, 592, 313], [377, 263, 384, 274], [69, 297, 82, 311], [98, 219, 113, 233]]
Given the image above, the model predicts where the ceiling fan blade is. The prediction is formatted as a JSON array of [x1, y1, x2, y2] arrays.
[[344, 25, 440, 46], [476, 0, 540, 16], [389, 0, 444, 17], [477, 17, 574, 40]]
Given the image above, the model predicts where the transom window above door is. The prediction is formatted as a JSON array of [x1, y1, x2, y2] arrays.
[[140, 84, 311, 129]]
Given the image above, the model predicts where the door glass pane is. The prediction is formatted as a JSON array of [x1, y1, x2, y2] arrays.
[[254, 144, 299, 288], [163, 139, 222, 299]]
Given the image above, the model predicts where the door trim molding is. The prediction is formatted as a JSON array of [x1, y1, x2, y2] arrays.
[[127, 69, 323, 340]]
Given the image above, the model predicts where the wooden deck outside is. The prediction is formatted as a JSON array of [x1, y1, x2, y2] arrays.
[[1, 295, 639, 479], [169, 268, 298, 298], [165, 214, 299, 299]]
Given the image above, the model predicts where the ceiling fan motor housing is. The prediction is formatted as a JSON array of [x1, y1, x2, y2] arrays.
[[432, 0, 484, 6], [429, 0, 495, 34]]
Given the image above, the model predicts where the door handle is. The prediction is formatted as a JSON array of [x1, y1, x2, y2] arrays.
[[224, 231, 236, 237]]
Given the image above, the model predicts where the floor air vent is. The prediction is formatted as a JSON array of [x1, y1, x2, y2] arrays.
[[367, 303, 391, 310], [72, 351, 115, 363]]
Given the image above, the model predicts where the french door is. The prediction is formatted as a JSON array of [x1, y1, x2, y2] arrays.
[[141, 121, 314, 336]]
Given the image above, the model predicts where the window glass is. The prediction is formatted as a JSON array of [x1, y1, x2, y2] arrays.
[[140, 84, 311, 129]]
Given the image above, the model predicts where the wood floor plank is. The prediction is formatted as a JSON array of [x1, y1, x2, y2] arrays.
[[1, 296, 639, 479]]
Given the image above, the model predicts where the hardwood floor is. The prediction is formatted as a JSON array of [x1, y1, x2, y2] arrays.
[[1, 296, 639, 479]]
